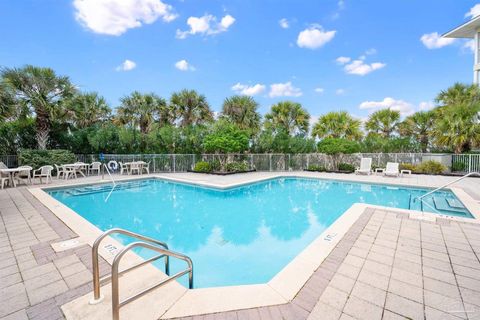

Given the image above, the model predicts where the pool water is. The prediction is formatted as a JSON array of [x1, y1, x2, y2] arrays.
[[48, 177, 472, 288]]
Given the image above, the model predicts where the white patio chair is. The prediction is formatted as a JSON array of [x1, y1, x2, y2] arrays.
[[130, 162, 141, 175], [384, 162, 400, 177], [1, 170, 9, 189], [89, 162, 101, 176], [140, 161, 150, 174], [119, 162, 129, 175], [33, 165, 53, 184], [14, 166, 32, 185], [54, 164, 67, 179], [355, 158, 372, 175], [0, 162, 7, 169]]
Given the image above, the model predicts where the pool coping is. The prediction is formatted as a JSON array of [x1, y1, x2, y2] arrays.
[[27, 172, 480, 319]]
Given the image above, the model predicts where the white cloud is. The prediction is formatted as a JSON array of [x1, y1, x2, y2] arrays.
[[343, 59, 386, 76], [338, 0, 346, 10], [314, 87, 324, 94], [420, 32, 456, 49], [174, 59, 195, 71], [116, 59, 136, 71], [466, 4, 480, 18], [269, 82, 302, 97], [464, 39, 475, 53], [336, 89, 346, 95], [279, 18, 289, 29], [176, 14, 235, 39], [359, 97, 415, 116], [73, 0, 177, 36], [297, 26, 336, 49], [365, 48, 377, 55], [419, 101, 435, 111], [336, 56, 351, 64], [231, 83, 266, 96]]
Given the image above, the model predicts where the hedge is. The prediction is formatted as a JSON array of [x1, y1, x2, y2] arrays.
[[18, 149, 76, 169]]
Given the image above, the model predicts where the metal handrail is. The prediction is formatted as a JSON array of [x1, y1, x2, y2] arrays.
[[417, 171, 480, 200], [111, 242, 193, 320], [90, 228, 170, 303], [103, 163, 116, 186]]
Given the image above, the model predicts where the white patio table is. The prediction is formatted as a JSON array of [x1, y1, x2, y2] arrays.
[[0, 167, 25, 187], [62, 163, 88, 179]]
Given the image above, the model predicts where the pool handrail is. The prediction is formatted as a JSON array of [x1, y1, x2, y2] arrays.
[[111, 241, 193, 320], [90, 228, 171, 303], [417, 171, 480, 201]]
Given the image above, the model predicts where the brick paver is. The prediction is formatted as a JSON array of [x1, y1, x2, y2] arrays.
[[1, 175, 480, 320]]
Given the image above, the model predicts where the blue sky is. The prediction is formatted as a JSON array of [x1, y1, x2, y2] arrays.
[[0, 0, 477, 122]]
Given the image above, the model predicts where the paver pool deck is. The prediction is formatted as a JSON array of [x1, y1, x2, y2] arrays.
[[1, 171, 480, 320]]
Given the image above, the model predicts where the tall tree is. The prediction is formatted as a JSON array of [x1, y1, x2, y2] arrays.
[[220, 95, 261, 133], [170, 89, 213, 127], [0, 65, 76, 149], [116, 91, 167, 134], [68, 92, 111, 129], [264, 101, 310, 135], [435, 82, 480, 107], [365, 108, 401, 138], [433, 103, 480, 153], [399, 111, 435, 152], [312, 111, 363, 141]]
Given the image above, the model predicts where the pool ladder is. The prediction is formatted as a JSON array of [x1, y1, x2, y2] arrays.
[[90, 228, 194, 320]]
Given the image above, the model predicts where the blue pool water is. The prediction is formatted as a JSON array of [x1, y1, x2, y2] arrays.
[[48, 177, 472, 288]]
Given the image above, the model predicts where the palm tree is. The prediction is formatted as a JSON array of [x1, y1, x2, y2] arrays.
[[0, 65, 76, 149], [399, 111, 435, 152], [116, 91, 167, 134], [312, 111, 363, 141], [220, 95, 261, 133], [170, 89, 213, 127], [264, 101, 310, 135], [435, 82, 480, 106], [68, 92, 111, 129], [432, 103, 480, 153], [365, 108, 400, 138]]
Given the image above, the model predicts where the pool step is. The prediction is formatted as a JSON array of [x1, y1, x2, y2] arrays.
[[66, 180, 151, 196], [433, 197, 466, 213]]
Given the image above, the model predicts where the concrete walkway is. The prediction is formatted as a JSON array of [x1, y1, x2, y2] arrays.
[[1, 172, 480, 319]]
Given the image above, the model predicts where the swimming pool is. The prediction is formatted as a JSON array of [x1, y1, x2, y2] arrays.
[[48, 177, 472, 288]]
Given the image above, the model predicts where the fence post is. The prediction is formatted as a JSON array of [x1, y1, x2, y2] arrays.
[[173, 154, 176, 173], [250, 154, 253, 170], [193, 154, 196, 170], [469, 154, 472, 173], [153, 155, 156, 173], [288, 154, 291, 171], [269, 154, 272, 172]]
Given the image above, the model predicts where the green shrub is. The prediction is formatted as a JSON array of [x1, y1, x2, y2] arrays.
[[307, 164, 327, 172], [451, 161, 467, 172], [18, 149, 76, 169], [338, 163, 355, 172], [193, 161, 212, 173], [416, 160, 447, 175], [399, 163, 417, 172], [225, 161, 249, 172]]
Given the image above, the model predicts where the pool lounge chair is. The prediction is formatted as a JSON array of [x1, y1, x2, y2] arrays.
[[355, 158, 372, 175], [384, 162, 400, 177]]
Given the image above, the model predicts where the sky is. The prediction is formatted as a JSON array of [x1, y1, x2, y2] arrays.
[[0, 0, 478, 124]]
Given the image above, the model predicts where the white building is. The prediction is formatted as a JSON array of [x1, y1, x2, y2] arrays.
[[444, 16, 480, 84]]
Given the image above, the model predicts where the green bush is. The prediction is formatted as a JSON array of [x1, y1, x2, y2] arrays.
[[193, 161, 212, 173], [225, 161, 249, 172], [18, 149, 76, 169], [307, 164, 327, 172], [399, 163, 417, 172], [338, 163, 355, 172], [416, 160, 447, 175], [451, 161, 467, 172]]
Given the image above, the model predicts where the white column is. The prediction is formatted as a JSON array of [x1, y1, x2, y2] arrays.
[[474, 31, 480, 84]]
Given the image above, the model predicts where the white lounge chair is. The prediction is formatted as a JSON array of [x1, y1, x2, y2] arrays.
[[89, 162, 101, 176], [355, 158, 372, 175], [384, 162, 400, 177], [33, 165, 53, 184]]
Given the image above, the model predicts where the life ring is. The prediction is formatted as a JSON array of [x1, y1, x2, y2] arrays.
[[107, 160, 118, 171]]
